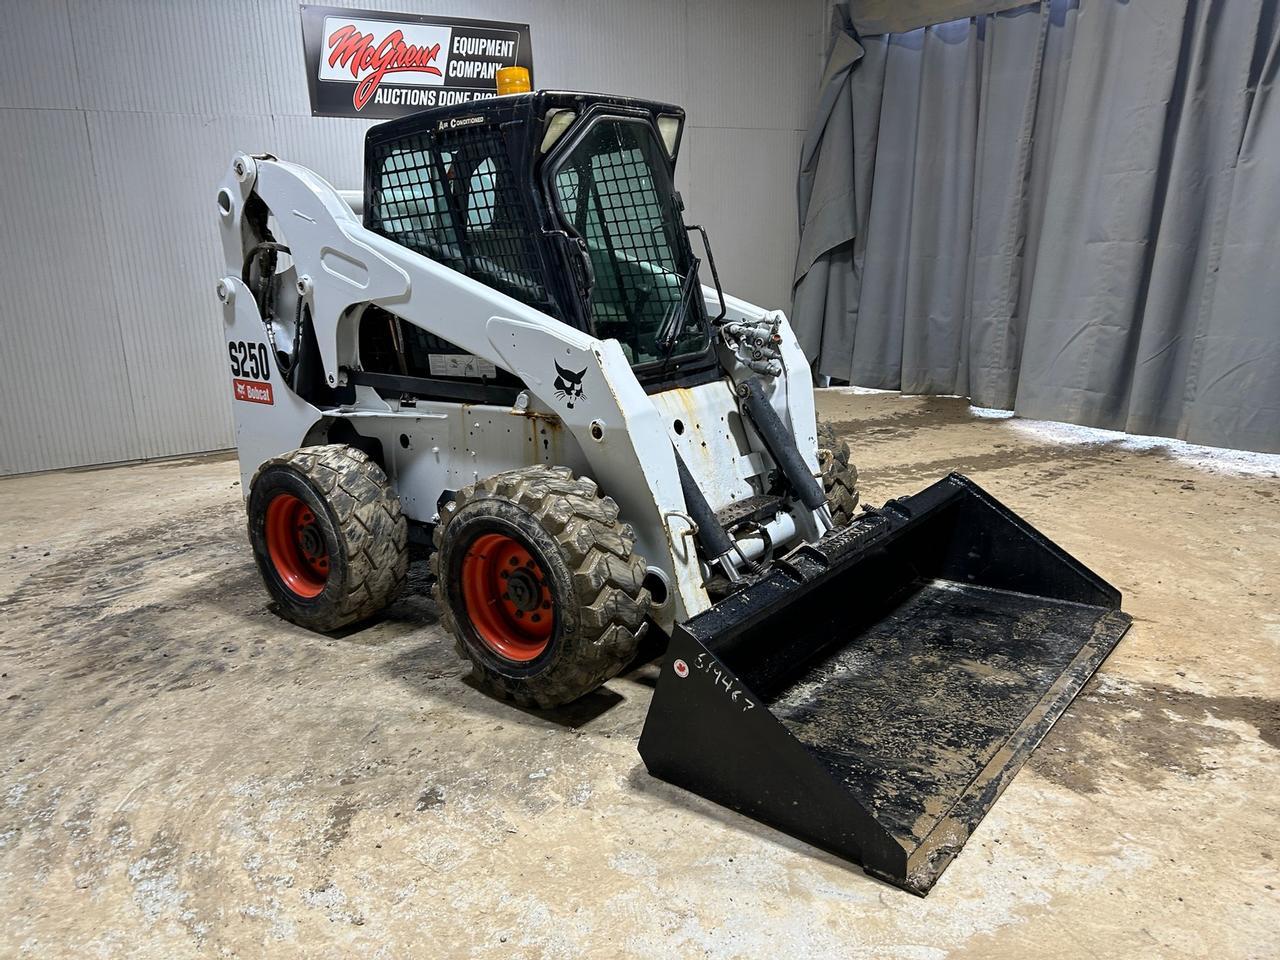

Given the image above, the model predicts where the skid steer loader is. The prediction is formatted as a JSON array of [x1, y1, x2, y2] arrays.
[[214, 90, 1131, 894]]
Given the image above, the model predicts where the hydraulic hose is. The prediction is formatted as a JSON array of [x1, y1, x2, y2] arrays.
[[737, 377, 826, 512], [674, 451, 734, 561]]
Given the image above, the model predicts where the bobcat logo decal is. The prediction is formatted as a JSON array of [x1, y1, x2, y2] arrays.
[[553, 362, 587, 409]]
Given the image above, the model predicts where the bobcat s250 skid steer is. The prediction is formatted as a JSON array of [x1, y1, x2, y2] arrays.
[[215, 91, 1131, 894]]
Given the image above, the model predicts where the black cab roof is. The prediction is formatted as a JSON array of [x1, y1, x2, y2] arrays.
[[366, 90, 685, 156]]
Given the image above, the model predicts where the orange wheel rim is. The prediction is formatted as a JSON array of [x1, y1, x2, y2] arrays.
[[265, 493, 329, 599], [460, 532, 554, 662]]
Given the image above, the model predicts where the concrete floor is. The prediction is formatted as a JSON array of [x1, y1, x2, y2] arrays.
[[1, 390, 1277, 959]]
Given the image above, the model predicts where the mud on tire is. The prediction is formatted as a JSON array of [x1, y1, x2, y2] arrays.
[[248, 444, 407, 632], [431, 465, 651, 709], [817, 421, 860, 527]]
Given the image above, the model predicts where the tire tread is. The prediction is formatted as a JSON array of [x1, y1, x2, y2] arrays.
[[816, 421, 861, 527], [430, 465, 650, 708], [251, 444, 407, 631]]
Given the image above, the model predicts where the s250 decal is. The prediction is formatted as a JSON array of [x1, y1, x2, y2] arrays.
[[228, 340, 274, 405], [228, 340, 271, 381]]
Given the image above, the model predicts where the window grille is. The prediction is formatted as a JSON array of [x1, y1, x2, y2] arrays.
[[552, 120, 704, 364], [369, 126, 554, 314]]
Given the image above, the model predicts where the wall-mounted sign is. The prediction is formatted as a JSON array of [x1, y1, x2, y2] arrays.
[[300, 5, 533, 119]]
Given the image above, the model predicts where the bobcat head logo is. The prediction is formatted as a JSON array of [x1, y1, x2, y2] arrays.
[[553, 361, 587, 409]]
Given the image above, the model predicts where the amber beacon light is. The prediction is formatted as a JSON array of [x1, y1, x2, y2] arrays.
[[496, 66, 532, 95]]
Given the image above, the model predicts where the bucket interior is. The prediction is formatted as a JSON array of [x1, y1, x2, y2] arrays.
[[740, 577, 1116, 855], [641, 475, 1131, 893]]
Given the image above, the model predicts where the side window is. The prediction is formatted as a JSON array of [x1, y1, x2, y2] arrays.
[[465, 158, 497, 230], [377, 148, 454, 247], [369, 128, 553, 314]]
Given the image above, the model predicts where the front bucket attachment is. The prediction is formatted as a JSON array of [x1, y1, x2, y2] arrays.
[[638, 474, 1131, 895]]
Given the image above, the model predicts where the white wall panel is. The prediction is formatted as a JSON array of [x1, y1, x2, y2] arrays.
[[256, 0, 320, 118], [0, 109, 141, 474], [85, 112, 278, 460], [686, 0, 826, 129], [0, 0, 81, 109], [548, 0, 689, 104], [271, 114, 378, 191], [68, 0, 274, 115], [682, 126, 807, 311], [2, 0, 827, 474]]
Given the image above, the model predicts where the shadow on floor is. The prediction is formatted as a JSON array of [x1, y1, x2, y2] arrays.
[[622, 760, 888, 891]]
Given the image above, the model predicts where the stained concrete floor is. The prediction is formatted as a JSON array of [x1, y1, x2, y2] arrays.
[[1, 390, 1277, 959]]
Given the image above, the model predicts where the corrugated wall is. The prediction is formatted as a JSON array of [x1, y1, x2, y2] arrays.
[[0, 0, 827, 475]]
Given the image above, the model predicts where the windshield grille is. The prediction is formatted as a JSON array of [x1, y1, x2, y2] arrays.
[[552, 119, 707, 365]]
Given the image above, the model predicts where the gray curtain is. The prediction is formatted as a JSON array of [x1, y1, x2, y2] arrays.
[[794, 0, 1280, 454], [850, 0, 1034, 37]]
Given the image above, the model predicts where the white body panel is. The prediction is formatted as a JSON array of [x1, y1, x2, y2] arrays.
[[651, 379, 759, 513], [215, 154, 824, 631], [219, 276, 323, 480]]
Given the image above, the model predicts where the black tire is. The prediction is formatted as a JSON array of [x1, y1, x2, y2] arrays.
[[816, 421, 860, 527], [248, 444, 407, 632], [431, 466, 651, 709]]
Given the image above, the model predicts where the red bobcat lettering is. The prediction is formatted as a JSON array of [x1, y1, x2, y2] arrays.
[[233, 379, 274, 405]]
